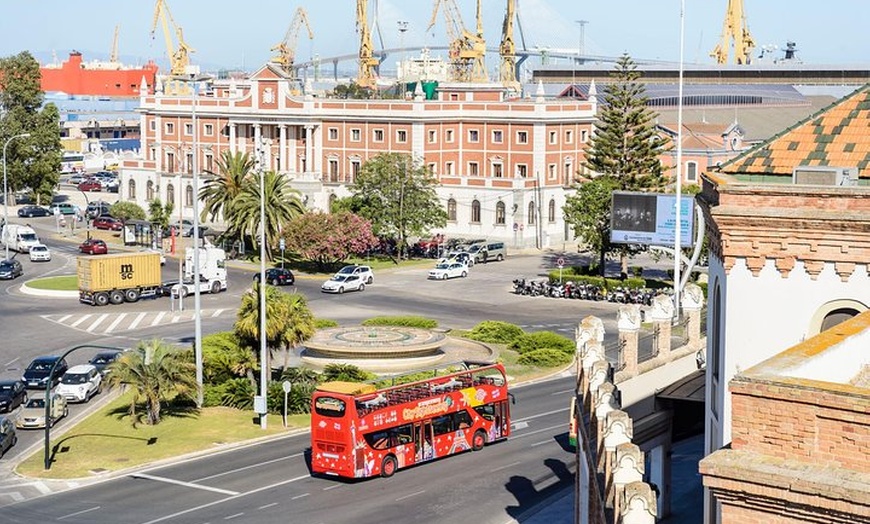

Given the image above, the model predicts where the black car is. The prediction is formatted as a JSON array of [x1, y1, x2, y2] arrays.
[[0, 380, 27, 413], [17, 205, 51, 218], [0, 259, 23, 280], [22, 356, 69, 389], [89, 350, 123, 376], [253, 268, 295, 286]]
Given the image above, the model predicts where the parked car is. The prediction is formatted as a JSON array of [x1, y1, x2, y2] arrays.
[[0, 259, 23, 280], [253, 268, 295, 286], [86, 201, 112, 218], [92, 216, 124, 231], [66, 174, 86, 185], [79, 238, 108, 255], [104, 179, 120, 193], [77, 179, 102, 192], [321, 273, 366, 294], [438, 251, 474, 268], [183, 225, 209, 238], [0, 416, 17, 458], [16, 394, 68, 429], [22, 356, 69, 389], [51, 203, 77, 215], [0, 380, 27, 413], [56, 365, 102, 403], [335, 264, 374, 285], [17, 205, 51, 218], [428, 261, 469, 280], [473, 241, 507, 263], [88, 350, 124, 376], [28, 244, 51, 262]]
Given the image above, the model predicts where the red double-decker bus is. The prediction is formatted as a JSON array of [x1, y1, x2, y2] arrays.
[[310, 361, 511, 479]]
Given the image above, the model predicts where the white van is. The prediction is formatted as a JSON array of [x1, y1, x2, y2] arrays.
[[2, 224, 40, 253], [474, 242, 507, 263]]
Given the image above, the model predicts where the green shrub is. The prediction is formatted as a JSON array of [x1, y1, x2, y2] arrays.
[[509, 331, 575, 355], [518, 348, 573, 367], [202, 382, 228, 407], [697, 281, 708, 298], [267, 380, 314, 415], [631, 266, 644, 277], [314, 318, 340, 329], [320, 363, 377, 383], [465, 321, 525, 344], [361, 316, 438, 329], [219, 378, 255, 410]]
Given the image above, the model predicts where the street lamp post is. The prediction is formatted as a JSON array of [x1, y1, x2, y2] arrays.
[[3, 133, 31, 260], [674, 0, 686, 320], [257, 138, 268, 429]]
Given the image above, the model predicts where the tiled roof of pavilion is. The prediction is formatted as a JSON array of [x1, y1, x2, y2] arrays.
[[719, 84, 870, 178]]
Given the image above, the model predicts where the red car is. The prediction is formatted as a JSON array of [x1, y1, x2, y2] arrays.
[[79, 238, 108, 255], [92, 216, 123, 231], [77, 179, 102, 192]]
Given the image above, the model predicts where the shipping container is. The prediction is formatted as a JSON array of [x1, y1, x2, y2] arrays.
[[78, 252, 163, 306]]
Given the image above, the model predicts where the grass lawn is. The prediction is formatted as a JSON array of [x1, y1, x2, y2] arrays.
[[16, 391, 307, 479], [25, 275, 78, 291]]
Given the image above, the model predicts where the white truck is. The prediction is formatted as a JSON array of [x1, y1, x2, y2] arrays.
[[171, 246, 228, 298], [2, 224, 40, 253]]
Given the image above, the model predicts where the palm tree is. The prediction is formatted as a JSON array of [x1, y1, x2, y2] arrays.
[[230, 170, 305, 261], [277, 293, 316, 369], [199, 151, 255, 223], [105, 339, 197, 426]]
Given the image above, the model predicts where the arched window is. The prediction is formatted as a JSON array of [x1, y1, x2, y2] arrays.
[[471, 200, 481, 223], [128, 179, 136, 199], [166, 183, 175, 205], [548, 199, 556, 223], [146, 180, 154, 201], [447, 198, 457, 221], [686, 161, 698, 182], [495, 201, 506, 225], [328, 193, 337, 213], [185, 185, 194, 207], [527, 201, 536, 225]]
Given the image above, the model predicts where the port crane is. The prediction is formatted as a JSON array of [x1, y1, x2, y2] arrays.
[[151, 0, 196, 94], [271, 7, 314, 78], [356, 0, 380, 88], [710, 0, 755, 64], [109, 24, 120, 64], [498, 0, 519, 91], [427, 0, 487, 83]]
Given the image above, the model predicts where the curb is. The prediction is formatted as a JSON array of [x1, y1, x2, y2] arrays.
[[19, 280, 78, 299]]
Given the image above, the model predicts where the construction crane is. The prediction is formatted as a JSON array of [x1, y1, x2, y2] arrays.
[[427, 0, 487, 83], [498, 0, 519, 91], [109, 24, 120, 64], [151, 0, 196, 94], [271, 7, 314, 77], [356, 0, 379, 88], [710, 0, 755, 65]]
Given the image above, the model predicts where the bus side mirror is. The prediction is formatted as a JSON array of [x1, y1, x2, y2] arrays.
[[509, 393, 516, 405]]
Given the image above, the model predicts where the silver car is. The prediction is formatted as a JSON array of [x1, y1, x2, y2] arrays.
[[321, 274, 365, 294], [16, 394, 68, 429]]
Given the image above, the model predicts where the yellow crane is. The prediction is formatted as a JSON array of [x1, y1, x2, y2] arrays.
[[151, 0, 195, 94], [498, 0, 519, 91], [271, 7, 314, 77], [427, 0, 487, 83], [356, 0, 379, 88], [109, 24, 120, 64], [710, 0, 755, 65]]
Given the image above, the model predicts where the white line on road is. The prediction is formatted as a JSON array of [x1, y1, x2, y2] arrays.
[[291, 493, 309, 500], [395, 490, 426, 502], [223, 513, 244, 520], [0, 491, 23, 502], [70, 314, 92, 328], [171, 315, 181, 323], [211, 308, 224, 318], [489, 461, 522, 473], [104, 313, 128, 333], [257, 503, 279, 510], [128, 312, 147, 330], [130, 473, 239, 496], [57, 314, 72, 323], [323, 484, 342, 491], [4, 357, 19, 367], [194, 453, 303, 482], [513, 407, 568, 423], [550, 388, 575, 395], [512, 421, 529, 430], [150, 311, 167, 326], [86, 313, 109, 332], [513, 423, 566, 440], [531, 439, 555, 447], [58, 506, 101, 520]]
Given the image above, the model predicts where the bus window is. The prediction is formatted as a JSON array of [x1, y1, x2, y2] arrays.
[[365, 425, 414, 449], [395, 424, 413, 445], [432, 414, 453, 436], [365, 430, 391, 450], [455, 410, 473, 429], [314, 396, 346, 418], [474, 404, 496, 421]]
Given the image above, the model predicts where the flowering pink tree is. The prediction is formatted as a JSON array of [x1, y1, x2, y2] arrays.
[[284, 211, 379, 270]]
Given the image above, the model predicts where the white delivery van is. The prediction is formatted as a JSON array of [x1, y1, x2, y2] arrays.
[[2, 224, 40, 253]]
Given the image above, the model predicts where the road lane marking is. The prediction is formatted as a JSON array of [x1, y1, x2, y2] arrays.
[[512, 423, 566, 440], [70, 314, 92, 328], [86, 314, 109, 332], [5, 357, 19, 367], [323, 484, 342, 491], [171, 315, 181, 323], [130, 473, 239, 496], [104, 313, 127, 333], [291, 493, 309, 500], [395, 490, 426, 502], [512, 421, 529, 430], [489, 461, 522, 473], [551, 388, 575, 395], [531, 439, 555, 447], [224, 513, 244, 520], [194, 453, 302, 482], [128, 312, 147, 330], [151, 311, 167, 327], [257, 503, 278, 510], [211, 308, 224, 318], [58, 506, 101, 520], [513, 407, 568, 423], [57, 314, 72, 323]]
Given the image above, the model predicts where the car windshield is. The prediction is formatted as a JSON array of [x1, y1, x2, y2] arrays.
[[91, 354, 115, 365], [330, 275, 349, 282], [0, 263, 12, 270], [28, 361, 54, 371], [61, 373, 89, 385], [26, 398, 45, 409], [434, 264, 450, 270], [0, 384, 13, 392], [32, 246, 47, 252], [337, 267, 357, 275]]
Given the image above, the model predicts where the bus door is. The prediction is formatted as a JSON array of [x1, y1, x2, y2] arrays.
[[415, 420, 434, 462], [494, 400, 510, 438]]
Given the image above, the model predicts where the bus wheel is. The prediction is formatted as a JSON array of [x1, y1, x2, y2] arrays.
[[381, 455, 398, 478], [472, 430, 487, 451]]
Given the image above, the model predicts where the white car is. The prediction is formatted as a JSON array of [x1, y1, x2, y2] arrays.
[[28, 244, 51, 262], [321, 274, 366, 294], [55, 364, 102, 403], [335, 265, 374, 285], [428, 262, 469, 280]]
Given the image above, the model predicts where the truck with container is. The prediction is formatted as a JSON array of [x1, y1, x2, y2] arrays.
[[170, 246, 228, 298], [78, 252, 163, 306], [1, 224, 40, 253]]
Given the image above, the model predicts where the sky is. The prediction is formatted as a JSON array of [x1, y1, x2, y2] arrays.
[[1, 1, 868, 74]]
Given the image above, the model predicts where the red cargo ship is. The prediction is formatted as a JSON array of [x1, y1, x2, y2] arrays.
[[41, 51, 158, 98]]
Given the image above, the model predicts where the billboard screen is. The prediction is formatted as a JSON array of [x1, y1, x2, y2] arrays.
[[610, 191, 694, 248]]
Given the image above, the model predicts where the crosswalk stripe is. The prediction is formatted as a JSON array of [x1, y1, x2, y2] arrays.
[[86, 313, 109, 332], [70, 314, 92, 328], [211, 309, 224, 318], [57, 314, 72, 323], [151, 311, 166, 326], [171, 315, 181, 323], [104, 313, 128, 333], [128, 312, 147, 331]]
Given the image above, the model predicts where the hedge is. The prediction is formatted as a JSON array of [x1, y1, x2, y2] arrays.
[[546, 270, 646, 290], [518, 348, 573, 367], [465, 321, 525, 344], [509, 331, 575, 355], [361, 316, 438, 329]]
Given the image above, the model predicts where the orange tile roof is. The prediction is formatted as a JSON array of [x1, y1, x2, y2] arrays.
[[719, 84, 870, 178]]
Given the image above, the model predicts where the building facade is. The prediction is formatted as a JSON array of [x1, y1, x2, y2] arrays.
[[120, 64, 598, 248]]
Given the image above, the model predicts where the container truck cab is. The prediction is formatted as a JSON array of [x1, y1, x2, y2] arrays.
[[2, 224, 40, 253], [172, 246, 227, 297]]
